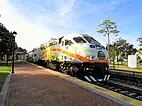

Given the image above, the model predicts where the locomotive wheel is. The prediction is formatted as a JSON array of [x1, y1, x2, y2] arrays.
[[68, 69, 74, 77], [49, 62, 53, 70], [68, 66, 78, 77], [62, 69, 68, 74]]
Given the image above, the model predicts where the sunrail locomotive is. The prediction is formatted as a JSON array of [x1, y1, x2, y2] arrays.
[[29, 33, 110, 82]]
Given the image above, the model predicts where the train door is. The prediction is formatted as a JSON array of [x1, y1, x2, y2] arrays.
[[63, 39, 74, 61], [61, 40, 67, 61]]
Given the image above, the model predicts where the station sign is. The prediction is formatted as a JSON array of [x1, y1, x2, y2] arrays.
[[128, 55, 137, 68]]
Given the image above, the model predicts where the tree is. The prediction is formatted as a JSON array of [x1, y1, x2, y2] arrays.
[[126, 44, 137, 55], [108, 44, 117, 68], [115, 38, 129, 59], [0, 22, 17, 64], [137, 37, 142, 46], [111, 38, 137, 62], [0, 24, 17, 53], [0, 23, 9, 55], [139, 48, 142, 51], [106, 44, 116, 59], [97, 19, 119, 59]]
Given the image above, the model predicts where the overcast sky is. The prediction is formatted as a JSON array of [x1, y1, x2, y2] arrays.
[[0, 0, 142, 51]]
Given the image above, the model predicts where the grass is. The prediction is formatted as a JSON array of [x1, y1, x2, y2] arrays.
[[0, 66, 11, 91], [109, 62, 142, 73]]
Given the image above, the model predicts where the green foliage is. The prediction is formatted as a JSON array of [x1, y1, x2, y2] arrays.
[[139, 48, 142, 51], [0, 23, 17, 56], [109, 38, 138, 61], [108, 44, 116, 60], [137, 37, 142, 46], [97, 19, 119, 36]]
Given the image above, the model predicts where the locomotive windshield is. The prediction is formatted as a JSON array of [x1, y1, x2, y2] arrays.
[[73, 37, 86, 43], [83, 36, 101, 45]]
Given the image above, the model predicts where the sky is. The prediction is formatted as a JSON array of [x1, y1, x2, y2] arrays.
[[0, 0, 142, 51]]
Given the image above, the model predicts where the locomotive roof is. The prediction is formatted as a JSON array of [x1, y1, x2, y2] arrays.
[[40, 33, 93, 47], [63, 33, 91, 39]]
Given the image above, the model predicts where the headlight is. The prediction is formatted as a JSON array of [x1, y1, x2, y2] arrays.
[[86, 56, 95, 60]]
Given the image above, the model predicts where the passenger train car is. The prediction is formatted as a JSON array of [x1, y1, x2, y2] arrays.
[[27, 33, 110, 82]]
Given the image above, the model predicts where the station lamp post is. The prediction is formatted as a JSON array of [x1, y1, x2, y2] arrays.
[[12, 31, 17, 74]]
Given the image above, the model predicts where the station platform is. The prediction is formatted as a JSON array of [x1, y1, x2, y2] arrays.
[[6, 62, 142, 106]]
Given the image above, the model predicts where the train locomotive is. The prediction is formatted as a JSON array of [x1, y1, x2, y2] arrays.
[[28, 33, 110, 82]]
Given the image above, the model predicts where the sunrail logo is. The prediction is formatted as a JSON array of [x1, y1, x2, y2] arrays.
[[97, 51, 106, 59]]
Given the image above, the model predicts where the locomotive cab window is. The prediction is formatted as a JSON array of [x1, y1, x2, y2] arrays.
[[65, 40, 73, 46], [59, 36, 63, 44], [41, 47, 44, 50], [49, 43, 52, 46], [62, 41, 64, 46], [73, 37, 86, 43], [83, 36, 101, 45]]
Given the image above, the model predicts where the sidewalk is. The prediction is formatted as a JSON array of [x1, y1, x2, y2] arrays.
[[7, 63, 121, 106]]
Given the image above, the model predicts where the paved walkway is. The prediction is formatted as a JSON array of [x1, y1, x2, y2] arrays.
[[7, 63, 121, 106]]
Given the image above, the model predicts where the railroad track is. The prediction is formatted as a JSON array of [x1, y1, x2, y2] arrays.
[[110, 70, 142, 88], [87, 80, 142, 101], [80, 72, 142, 101]]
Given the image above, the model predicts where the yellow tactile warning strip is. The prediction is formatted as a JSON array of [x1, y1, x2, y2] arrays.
[[30, 62, 142, 106]]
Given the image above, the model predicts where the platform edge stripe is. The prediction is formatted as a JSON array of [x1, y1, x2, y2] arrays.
[[61, 77, 131, 106], [28, 62, 142, 106], [58, 75, 142, 106], [62, 75, 142, 106]]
